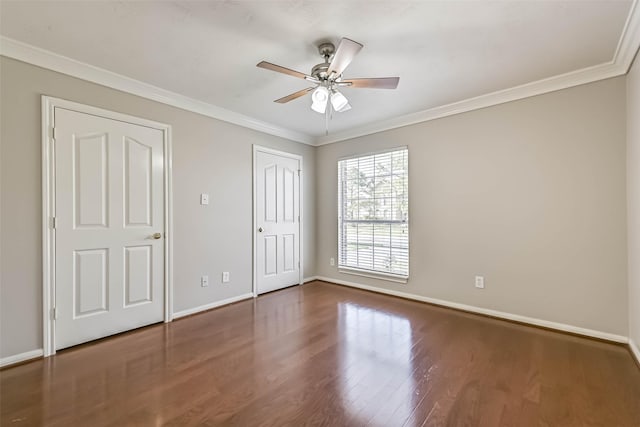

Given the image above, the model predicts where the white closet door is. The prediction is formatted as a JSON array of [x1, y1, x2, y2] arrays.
[[54, 107, 165, 350], [255, 150, 300, 294]]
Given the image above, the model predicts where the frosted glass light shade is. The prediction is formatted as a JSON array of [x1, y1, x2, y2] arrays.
[[311, 86, 329, 113], [331, 90, 349, 112]]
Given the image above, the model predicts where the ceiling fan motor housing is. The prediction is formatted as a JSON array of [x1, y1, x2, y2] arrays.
[[313, 42, 337, 83], [311, 63, 331, 81]]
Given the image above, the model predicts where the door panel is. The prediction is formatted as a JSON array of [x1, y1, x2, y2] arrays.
[[124, 245, 152, 306], [256, 150, 300, 294], [55, 107, 165, 350], [73, 249, 108, 317], [124, 137, 153, 227], [264, 164, 277, 223], [282, 234, 295, 272], [264, 236, 277, 275], [283, 167, 295, 222], [73, 133, 108, 228]]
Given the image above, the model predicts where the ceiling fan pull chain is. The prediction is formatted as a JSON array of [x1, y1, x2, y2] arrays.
[[325, 101, 330, 136]]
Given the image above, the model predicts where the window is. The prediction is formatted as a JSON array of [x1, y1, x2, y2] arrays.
[[338, 148, 409, 281]]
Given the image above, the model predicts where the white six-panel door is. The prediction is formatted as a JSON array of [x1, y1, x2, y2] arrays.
[[54, 107, 165, 350], [255, 149, 301, 294]]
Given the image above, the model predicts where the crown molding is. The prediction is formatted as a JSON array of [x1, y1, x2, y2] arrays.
[[314, 61, 623, 145], [0, 36, 314, 145], [1, 0, 638, 148], [615, 0, 640, 72], [316, 0, 640, 146]]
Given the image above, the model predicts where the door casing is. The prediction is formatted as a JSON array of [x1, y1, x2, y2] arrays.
[[252, 145, 304, 296], [41, 96, 173, 356]]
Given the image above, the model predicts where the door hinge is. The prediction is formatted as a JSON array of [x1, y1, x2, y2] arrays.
[[52, 307, 58, 320], [50, 126, 58, 140], [298, 169, 301, 177], [51, 217, 57, 229]]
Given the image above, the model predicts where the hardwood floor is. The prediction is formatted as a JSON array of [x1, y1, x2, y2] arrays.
[[2, 280, 639, 426]]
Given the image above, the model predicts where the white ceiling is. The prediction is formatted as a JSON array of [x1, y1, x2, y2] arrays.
[[0, 0, 635, 141]]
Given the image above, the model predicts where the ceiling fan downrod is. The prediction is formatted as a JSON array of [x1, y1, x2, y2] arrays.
[[311, 42, 337, 84]]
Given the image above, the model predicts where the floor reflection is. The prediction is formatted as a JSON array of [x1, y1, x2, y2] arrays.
[[338, 302, 415, 425], [4, 283, 640, 425]]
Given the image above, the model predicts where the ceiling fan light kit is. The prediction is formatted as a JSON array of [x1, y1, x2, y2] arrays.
[[257, 37, 399, 130]]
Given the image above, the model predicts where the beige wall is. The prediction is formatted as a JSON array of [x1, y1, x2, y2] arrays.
[[0, 53, 632, 360], [628, 54, 640, 348], [316, 77, 628, 336], [0, 57, 316, 358]]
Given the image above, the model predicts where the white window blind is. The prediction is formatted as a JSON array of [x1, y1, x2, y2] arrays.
[[338, 148, 409, 278]]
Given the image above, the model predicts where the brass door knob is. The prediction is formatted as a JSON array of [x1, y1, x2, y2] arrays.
[[152, 232, 162, 239]]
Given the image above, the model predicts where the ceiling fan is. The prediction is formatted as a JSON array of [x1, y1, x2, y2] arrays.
[[257, 38, 399, 118]]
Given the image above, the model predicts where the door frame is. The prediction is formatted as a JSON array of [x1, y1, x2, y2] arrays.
[[252, 145, 304, 297], [41, 96, 174, 356]]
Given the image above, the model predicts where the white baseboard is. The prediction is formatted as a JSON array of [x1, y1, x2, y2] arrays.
[[303, 276, 319, 283], [172, 293, 254, 319], [0, 349, 44, 368], [315, 276, 629, 344], [630, 339, 640, 366]]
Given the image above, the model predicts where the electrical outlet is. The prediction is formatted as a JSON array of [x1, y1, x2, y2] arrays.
[[200, 193, 209, 205], [222, 272, 230, 283], [330, 257, 335, 266], [201, 275, 209, 287], [475, 276, 485, 289]]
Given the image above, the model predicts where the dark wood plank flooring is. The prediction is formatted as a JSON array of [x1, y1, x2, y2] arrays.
[[1, 281, 639, 426]]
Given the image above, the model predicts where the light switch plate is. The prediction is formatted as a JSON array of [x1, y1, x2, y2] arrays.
[[200, 193, 209, 205]]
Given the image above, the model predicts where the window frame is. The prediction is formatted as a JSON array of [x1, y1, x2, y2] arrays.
[[337, 147, 409, 283]]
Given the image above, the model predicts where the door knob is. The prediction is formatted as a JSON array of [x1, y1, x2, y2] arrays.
[[152, 232, 162, 239], [258, 227, 263, 233]]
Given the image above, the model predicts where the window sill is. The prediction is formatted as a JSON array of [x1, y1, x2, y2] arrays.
[[338, 267, 408, 284]]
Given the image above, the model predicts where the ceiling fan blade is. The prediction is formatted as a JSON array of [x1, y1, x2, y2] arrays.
[[327, 38, 363, 76], [274, 87, 315, 103], [257, 61, 309, 80], [341, 77, 400, 89]]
